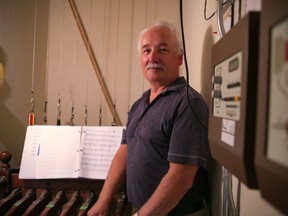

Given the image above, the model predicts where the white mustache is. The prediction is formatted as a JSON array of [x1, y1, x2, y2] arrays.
[[145, 63, 165, 71]]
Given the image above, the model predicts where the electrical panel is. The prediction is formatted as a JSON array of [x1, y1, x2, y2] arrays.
[[208, 12, 260, 188], [212, 51, 242, 121], [255, 0, 288, 214]]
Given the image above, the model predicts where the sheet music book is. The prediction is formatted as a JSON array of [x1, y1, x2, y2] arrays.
[[19, 125, 125, 180]]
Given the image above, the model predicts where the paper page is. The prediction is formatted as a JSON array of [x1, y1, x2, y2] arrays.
[[79, 126, 125, 179], [19, 126, 40, 179], [35, 126, 82, 179]]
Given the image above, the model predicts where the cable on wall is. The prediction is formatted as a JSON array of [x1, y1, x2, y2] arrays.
[[238, 0, 242, 21], [230, 0, 235, 28], [142, 0, 148, 93], [204, 0, 229, 21], [204, 0, 216, 20], [179, 0, 208, 130]]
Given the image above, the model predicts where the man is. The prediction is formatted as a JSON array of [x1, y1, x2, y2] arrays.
[[88, 21, 210, 216]]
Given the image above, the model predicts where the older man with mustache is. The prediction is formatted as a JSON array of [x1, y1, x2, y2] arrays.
[[88, 21, 210, 216]]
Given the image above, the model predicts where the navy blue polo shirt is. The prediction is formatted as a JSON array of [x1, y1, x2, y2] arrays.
[[122, 77, 210, 209]]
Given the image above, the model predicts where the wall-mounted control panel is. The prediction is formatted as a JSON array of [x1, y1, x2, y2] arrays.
[[212, 51, 242, 121], [208, 12, 260, 188], [255, 0, 288, 214]]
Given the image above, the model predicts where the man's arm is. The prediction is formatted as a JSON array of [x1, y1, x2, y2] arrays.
[[88, 144, 127, 216], [138, 163, 199, 216]]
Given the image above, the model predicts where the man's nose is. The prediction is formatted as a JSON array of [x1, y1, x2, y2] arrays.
[[149, 50, 159, 62]]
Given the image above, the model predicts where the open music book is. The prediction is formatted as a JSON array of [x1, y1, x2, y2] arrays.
[[19, 125, 125, 180]]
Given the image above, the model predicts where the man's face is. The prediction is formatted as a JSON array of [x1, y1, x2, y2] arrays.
[[140, 27, 183, 87]]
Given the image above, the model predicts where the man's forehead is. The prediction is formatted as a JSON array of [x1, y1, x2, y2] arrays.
[[141, 42, 169, 49], [141, 31, 173, 47]]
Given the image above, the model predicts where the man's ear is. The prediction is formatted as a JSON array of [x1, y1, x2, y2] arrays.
[[178, 51, 184, 66]]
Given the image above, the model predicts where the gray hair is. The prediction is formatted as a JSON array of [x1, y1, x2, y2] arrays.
[[136, 21, 183, 56]]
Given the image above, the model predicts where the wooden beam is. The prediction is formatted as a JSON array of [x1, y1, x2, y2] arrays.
[[68, 0, 122, 126]]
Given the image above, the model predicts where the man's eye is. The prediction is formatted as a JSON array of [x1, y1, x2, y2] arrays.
[[159, 48, 168, 53], [143, 49, 150, 55]]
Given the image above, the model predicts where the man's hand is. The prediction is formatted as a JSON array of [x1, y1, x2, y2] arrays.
[[88, 145, 127, 216], [87, 199, 110, 216]]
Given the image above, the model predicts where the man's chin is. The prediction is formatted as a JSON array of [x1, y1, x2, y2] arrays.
[[145, 74, 164, 83]]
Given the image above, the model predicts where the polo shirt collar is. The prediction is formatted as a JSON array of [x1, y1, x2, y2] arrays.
[[142, 76, 186, 98]]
